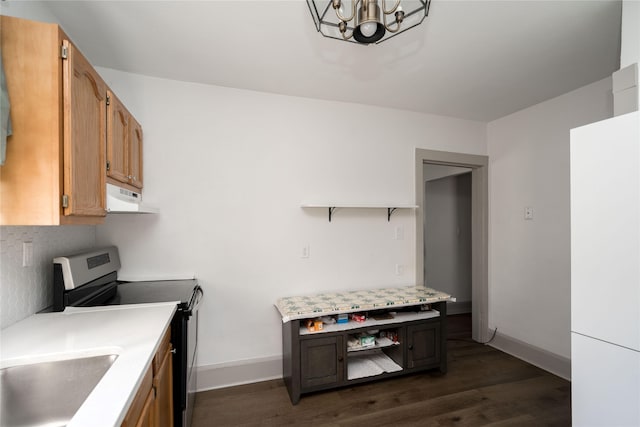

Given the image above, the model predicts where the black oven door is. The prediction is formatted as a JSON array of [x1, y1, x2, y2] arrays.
[[172, 310, 188, 427]]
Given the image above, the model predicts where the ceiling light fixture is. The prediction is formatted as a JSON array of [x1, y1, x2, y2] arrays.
[[307, 0, 431, 45]]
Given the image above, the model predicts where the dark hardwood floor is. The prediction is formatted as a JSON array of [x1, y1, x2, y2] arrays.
[[193, 314, 570, 426]]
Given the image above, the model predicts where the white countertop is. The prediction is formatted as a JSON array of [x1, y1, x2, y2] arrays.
[[0, 302, 177, 427]]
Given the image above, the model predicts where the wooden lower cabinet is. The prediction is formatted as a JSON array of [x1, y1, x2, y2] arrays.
[[135, 387, 156, 427], [122, 327, 173, 427], [283, 301, 447, 404], [153, 338, 174, 427], [122, 368, 154, 427]]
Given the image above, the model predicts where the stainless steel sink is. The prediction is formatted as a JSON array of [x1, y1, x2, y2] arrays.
[[0, 354, 118, 427]]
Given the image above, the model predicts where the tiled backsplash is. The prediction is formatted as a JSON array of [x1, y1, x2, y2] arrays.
[[0, 226, 96, 329]]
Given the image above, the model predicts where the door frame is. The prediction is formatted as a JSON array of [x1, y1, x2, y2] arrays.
[[415, 148, 489, 343]]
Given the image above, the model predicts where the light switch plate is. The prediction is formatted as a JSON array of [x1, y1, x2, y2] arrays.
[[22, 241, 33, 267]]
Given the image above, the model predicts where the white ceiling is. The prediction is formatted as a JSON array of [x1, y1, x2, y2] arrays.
[[42, 0, 622, 122]]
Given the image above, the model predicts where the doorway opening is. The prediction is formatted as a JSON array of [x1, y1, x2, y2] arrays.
[[415, 149, 488, 343]]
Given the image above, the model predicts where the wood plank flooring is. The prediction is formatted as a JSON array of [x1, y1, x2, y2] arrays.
[[192, 315, 570, 426]]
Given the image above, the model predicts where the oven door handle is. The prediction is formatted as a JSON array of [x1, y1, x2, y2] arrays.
[[185, 285, 203, 316], [194, 285, 203, 307]]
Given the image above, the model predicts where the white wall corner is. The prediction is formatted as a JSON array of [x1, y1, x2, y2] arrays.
[[489, 332, 571, 381], [613, 63, 639, 116], [196, 356, 283, 392]]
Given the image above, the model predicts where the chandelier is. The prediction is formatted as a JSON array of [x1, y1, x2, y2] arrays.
[[306, 0, 431, 45]]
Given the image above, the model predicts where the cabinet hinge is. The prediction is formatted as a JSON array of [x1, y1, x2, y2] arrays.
[[106, 95, 110, 106], [60, 45, 68, 60], [106, 160, 110, 171], [61, 194, 69, 208]]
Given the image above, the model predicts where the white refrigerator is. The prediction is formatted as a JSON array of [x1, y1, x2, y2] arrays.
[[570, 111, 640, 426]]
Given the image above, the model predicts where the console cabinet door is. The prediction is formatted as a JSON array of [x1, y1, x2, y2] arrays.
[[406, 322, 440, 369], [300, 336, 344, 389]]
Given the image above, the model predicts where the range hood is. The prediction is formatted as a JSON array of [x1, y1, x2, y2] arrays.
[[106, 183, 159, 214]]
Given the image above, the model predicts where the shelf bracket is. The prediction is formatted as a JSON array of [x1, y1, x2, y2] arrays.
[[328, 207, 336, 222], [387, 208, 397, 221]]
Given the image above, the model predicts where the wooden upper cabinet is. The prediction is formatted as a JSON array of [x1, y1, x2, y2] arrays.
[[107, 91, 130, 185], [0, 16, 107, 225], [63, 40, 107, 217], [129, 117, 143, 189], [107, 91, 144, 191]]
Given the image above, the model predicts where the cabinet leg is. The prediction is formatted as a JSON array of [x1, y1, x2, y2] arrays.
[[288, 391, 301, 405], [439, 301, 448, 374]]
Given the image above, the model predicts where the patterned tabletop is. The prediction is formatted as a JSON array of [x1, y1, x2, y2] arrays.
[[275, 285, 451, 322]]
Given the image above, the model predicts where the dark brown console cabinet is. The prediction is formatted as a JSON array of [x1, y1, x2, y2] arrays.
[[282, 301, 447, 404]]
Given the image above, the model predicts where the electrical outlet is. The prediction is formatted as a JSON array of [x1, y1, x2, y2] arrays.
[[301, 245, 310, 258], [525, 206, 534, 220], [394, 226, 404, 240]]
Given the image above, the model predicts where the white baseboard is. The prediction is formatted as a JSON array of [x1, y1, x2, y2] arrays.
[[489, 331, 571, 381], [196, 331, 571, 392], [196, 355, 283, 392]]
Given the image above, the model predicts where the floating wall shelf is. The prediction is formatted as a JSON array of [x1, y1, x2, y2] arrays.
[[301, 204, 418, 222]]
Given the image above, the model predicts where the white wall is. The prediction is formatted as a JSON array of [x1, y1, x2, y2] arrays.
[[487, 77, 612, 359], [621, 0, 640, 68], [0, 226, 96, 328], [0, 0, 59, 21], [92, 67, 486, 383], [1, 0, 616, 384]]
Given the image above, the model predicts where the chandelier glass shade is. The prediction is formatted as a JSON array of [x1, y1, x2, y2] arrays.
[[307, 0, 431, 45]]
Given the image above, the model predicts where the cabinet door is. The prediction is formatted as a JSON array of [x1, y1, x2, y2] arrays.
[[135, 388, 155, 427], [129, 116, 143, 189], [62, 40, 107, 217], [406, 322, 440, 369], [153, 346, 174, 427], [300, 336, 344, 389], [121, 367, 154, 427], [106, 91, 130, 185]]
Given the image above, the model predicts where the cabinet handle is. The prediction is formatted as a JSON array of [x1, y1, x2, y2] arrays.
[[127, 175, 132, 180], [170, 348, 177, 354], [338, 355, 343, 362], [408, 344, 413, 350]]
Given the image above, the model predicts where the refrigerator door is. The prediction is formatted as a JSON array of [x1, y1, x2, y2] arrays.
[[572, 332, 640, 426], [570, 111, 640, 351]]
